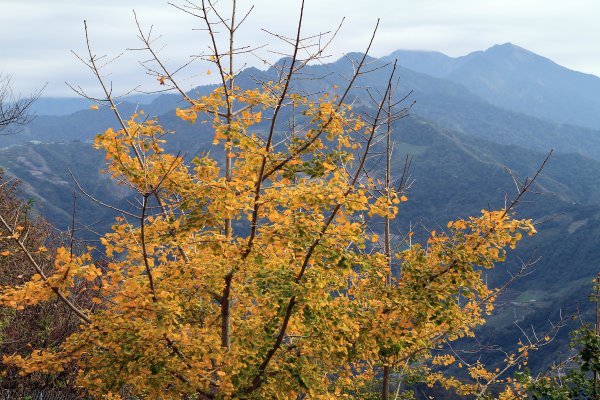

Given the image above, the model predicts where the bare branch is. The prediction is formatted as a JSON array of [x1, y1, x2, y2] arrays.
[[0, 74, 42, 134]]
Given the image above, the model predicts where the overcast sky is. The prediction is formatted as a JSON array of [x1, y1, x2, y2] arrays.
[[1, 0, 599, 97]]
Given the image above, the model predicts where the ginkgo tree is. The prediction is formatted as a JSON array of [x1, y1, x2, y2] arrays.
[[1, 1, 540, 399]]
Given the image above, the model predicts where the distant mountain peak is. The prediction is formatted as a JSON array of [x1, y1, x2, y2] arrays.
[[335, 52, 377, 65], [483, 42, 536, 58], [389, 49, 448, 56], [489, 42, 521, 50]]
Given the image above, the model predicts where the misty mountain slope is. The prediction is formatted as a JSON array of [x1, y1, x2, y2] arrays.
[[381, 117, 600, 373], [388, 43, 600, 129], [0, 97, 188, 147], [0, 141, 132, 234], [380, 116, 598, 225], [180, 53, 600, 161], [5, 46, 600, 165], [3, 113, 596, 230], [30, 94, 164, 117], [233, 54, 600, 162], [268, 53, 600, 161], [4, 110, 599, 240], [411, 91, 600, 161], [0, 106, 138, 147]]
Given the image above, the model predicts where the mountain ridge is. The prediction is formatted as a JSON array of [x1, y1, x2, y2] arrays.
[[386, 43, 600, 129]]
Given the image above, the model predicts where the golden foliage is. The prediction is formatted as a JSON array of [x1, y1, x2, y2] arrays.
[[0, 78, 536, 398]]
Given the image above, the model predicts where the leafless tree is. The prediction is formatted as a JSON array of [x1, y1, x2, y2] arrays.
[[0, 74, 41, 134]]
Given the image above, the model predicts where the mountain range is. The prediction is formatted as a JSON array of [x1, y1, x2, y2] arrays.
[[388, 43, 600, 130], [2, 43, 600, 375]]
